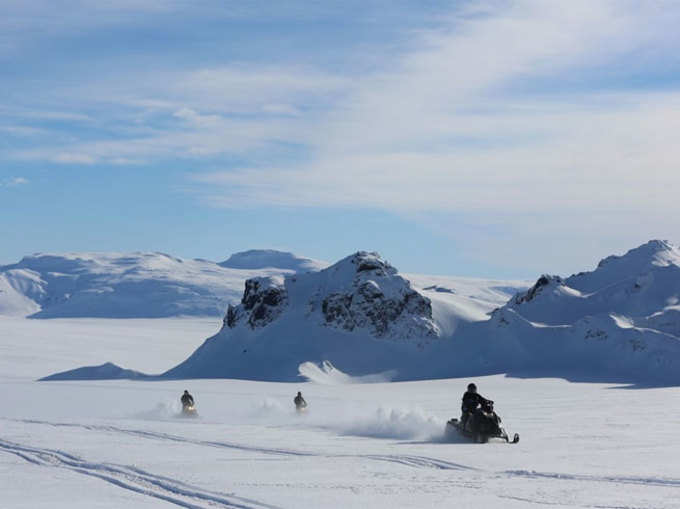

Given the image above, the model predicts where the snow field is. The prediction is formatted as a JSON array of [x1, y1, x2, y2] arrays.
[[2, 318, 680, 508]]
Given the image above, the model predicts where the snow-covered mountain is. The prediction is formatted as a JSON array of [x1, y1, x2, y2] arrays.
[[163, 252, 446, 380], [219, 249, 327, 272], [165, 240, 680, 384], [0, 249, 520, 320], [482, 240, 680, 383], [0, 250, 324, 318], [42, 240, 680, 385]]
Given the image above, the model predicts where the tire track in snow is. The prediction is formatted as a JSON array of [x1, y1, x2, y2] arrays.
[[0, 437, 282, 509], [10, 418, 476, 472]]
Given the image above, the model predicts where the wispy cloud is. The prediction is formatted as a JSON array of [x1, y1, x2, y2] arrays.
[[0, 177, 29, 187], [185, 2, 679, 207], [188, 0, 680, 269], [51, 153, 97, 165], [8, 64, 348, 165], [2, 0, 680, 272]]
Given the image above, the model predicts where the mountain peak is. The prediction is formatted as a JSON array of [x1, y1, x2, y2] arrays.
[[597, 240, 676, 269], [219, 249, 326, 272], [326, 251, 397, 278], [567, 240, 680, 294]]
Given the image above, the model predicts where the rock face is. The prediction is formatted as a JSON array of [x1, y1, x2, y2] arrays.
[[225, 276, 287, 329], [223, 251, 438, 340], [511, 274, 564, 306], [315, 253, 437, 339]]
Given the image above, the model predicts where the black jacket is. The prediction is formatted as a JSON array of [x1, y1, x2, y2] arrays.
[[181, 393, 194, 406], [461, 391, 489, 413], [294, 395, 306, 408]]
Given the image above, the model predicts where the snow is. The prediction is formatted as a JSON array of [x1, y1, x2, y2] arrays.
[[2, 316, 680, 508], [4, 240, 680, 506], [0, 271, 41, 316], [0, 251, 320, 319], [219, 249, 327, 272]]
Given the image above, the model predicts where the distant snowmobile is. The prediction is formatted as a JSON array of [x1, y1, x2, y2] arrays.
[[294, 391, 307, 413], [446, 400, 518, 444], [181, 403, 198, 417], [180, 390, 198, 418]]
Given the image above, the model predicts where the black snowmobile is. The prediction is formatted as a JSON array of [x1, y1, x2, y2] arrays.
[[294, 393, 308, 414], [181, 403, 198, 417], [180, 391, 198, 418], [446, 400, 519, 444]]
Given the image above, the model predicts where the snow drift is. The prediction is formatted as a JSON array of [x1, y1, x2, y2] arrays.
[[298, 360, 397, 384]]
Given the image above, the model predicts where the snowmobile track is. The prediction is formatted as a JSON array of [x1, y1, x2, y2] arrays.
[[504, 469, 680, 488], [11, 418, 477, 472], [0, 437, 282, 509], [359, 454, 476, 471]]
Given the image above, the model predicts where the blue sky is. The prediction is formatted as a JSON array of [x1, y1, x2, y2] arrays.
[[2, 1, 680, 278]]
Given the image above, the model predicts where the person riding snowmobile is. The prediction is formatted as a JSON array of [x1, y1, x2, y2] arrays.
[[294, 391, 307, 411], [181, 390, 194, 409], [460, 383, 491, 431]]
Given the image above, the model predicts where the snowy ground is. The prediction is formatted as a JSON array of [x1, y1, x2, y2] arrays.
[[1, 318, 680, 508]]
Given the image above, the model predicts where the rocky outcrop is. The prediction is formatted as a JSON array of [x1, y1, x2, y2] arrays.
[[223, 251, 438, 340], [311, 252, 437, 339], [512, 274, 563, 305], [225, 276, 287, 329]]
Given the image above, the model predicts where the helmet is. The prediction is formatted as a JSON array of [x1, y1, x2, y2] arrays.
[[467, 383, 477, 392], [297, 391, 302, 396], [184, 390, 189, 394]]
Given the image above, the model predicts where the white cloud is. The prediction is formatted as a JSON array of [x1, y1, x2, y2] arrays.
[[184, 0, 680, 271], [191, 2, 680, 214], [172, 107, 221, 127], [8, 65, 347, 164], [260, 103, 301, 116], [0, 177, 29, 187], [0, 125, 47, 136], [52, 153, 97, 164], [4, 0, 680, 272]]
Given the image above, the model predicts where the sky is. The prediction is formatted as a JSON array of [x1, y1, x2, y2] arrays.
[[1, 0, 680, 279]]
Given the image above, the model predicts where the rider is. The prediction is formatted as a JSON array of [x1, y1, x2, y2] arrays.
[[460, 383, 490, 431], [294, 391, 307, 410], [181, 390, 194, 408]]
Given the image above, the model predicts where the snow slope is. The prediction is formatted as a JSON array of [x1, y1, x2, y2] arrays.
[[0, 271, 41, 316], [0, 250, 323, 319], [1, 316, 680, 509]]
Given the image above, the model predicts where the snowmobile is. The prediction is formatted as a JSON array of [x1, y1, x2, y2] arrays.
[[446, 400, 519, 444], [181, 403, 198, 418], [294, 392, 308, 414]]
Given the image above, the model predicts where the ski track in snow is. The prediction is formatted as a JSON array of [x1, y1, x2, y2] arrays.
[[0, 436, 281, 509], [7, 418, 476, 472]]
